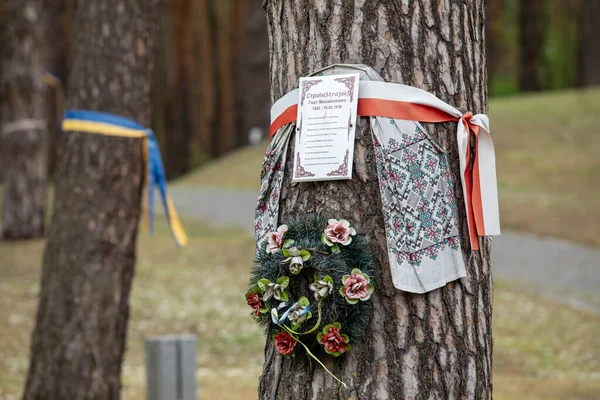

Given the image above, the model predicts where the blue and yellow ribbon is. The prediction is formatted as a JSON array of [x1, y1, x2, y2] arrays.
[[43, 70, 62, 88], [62, 109, 188, 247]]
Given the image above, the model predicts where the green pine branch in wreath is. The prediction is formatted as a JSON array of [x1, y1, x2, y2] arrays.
[[246, 214, 375, 386]]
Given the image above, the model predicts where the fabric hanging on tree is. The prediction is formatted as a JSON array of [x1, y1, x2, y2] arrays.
[[62, 110, 188, 247], [255, 64, 500, 294]]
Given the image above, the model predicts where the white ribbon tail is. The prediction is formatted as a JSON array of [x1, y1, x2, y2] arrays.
[[456, 120, 473, 241], [472, 115, 501, 236]]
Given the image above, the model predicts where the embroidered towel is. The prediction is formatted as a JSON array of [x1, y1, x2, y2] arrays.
[[256, 64, 499, 293]]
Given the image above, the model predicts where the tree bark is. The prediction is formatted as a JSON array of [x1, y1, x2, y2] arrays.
[[577, 0, 600, 87], [485, 0, 504, 86], [46, 0, 72, 178], [0, 0, 51, 239], [239, 0, 270, 140], [259, 1, 493, 399], [163, 0, 194, 179], [192, 0, 218, 159], [215, 0, 238, 155], [519, 0, 543, 91], [231, 0, 248, 146], [22, 1, 160, 398]]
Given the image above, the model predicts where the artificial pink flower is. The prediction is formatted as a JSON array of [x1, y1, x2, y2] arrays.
[[266, 224, 288, 253], [322, 219, 356, 247], [339, 269, 374, 304]]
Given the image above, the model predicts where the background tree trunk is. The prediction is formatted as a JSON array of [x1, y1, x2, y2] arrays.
[[163, 0, 194, 179], [0, 0, 51, 239], [577, 0, 600, 87], [214, 0, 238, 155], [191, 0, 218, 160], [231, 0, 248, 146], [259, 1, 493, 399], [239, 0, 270, 141], [519, 0, 543, 91], [22, 1, 160, 398], [46, 0, 73, 177], [485, 0, 504, 85]]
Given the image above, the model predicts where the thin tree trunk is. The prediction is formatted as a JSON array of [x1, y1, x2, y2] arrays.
[[519, 0, 543, 91], [46, 0, 71, 178], [22, 1, 160, 398], [231, 0, 248, 146], [192, 0, 217, 160], [259, 1, 492, 399], [577, 0, 600, 86], [485, 0, 504, 86], [239, 0, 270, 140], [215, 0, 238, 155], [164, 0, 194, 179], [0, 0, 50, 239]]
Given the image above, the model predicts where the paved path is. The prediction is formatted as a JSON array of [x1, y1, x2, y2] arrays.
[[169, 186, 600, 311]]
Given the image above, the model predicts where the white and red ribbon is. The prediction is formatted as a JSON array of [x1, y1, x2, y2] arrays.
[[269, 80, 500, 250]]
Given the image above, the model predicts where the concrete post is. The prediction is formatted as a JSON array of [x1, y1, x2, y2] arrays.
[[145, 335, 197, 400]]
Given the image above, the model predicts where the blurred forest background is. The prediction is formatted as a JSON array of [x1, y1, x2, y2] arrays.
[[0, 0, 597, 180]]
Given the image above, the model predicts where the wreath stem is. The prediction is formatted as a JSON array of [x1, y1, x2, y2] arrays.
[[292, 334, 347, 387]]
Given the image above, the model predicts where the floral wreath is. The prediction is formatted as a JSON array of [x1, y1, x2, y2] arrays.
[[246, 214, 375, 385]]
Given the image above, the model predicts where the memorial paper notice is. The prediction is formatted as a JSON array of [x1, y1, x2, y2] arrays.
[[292, 73, 360, 182]]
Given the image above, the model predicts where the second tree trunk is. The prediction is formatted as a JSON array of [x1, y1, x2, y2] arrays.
[[259, 1, 493, 399]]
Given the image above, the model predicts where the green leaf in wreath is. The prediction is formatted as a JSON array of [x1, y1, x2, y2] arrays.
[[279, 291, 289, 302], [331, 244, 340, 254], [321, 234, 333, 246], [283, 239, 295, 248], [257, 278, 270, 291], [298, 296, 310, 307], [276, 276, 290, 289], [300, 249, 311, 261]]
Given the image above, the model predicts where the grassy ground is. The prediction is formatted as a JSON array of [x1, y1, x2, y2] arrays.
[[178, 88, 600, 247], [0, 219, 598, 399]]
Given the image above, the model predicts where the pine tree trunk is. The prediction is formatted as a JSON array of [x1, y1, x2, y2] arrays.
[[192, 0, 218, 159], [239, 0, 270, 139], [22, 1, 160, 398], [0, 0, 50, 239], [46, 0, 71, 178], [215, 0, 238, 155], [519, 0, 543, 91], [164, 0, 194, 179], [259, 1, 493, 399], [577, 0, 600, 87], [485, 0, 504, 86], [231, 0, 248, 146]]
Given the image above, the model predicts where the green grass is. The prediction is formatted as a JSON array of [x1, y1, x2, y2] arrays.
[[175, 143, 269, 190], [0, 219, 598, 399], [493, 88, 600, 246], [178, 88, 600, 246]]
